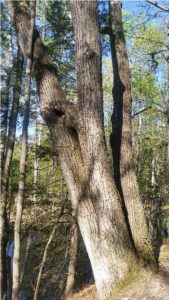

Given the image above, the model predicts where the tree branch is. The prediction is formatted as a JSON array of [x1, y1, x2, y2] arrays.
[[132, 104, 167, 118], [132, 105, 152, 118], [146, 0, 169, 12]]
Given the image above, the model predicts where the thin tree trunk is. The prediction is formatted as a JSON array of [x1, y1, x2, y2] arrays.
[[20, 232, 33, 288], [12, 3, 36, 300], [64, 217, 78, 300], [109, 0, 155, 264], [0, 73, 11, 169], [167, 21, 169, 173], [33, 202, 66, 300], [33, 104, 39, 204], [33, 146, 38, 203], [0, 72, 11, 300], [0, 49, 23, 300], [8, 2, 138, 299]]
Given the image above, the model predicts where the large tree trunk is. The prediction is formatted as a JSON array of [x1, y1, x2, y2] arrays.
[[12, 4, 36, 300], [109, 0, 155, 264], [0, 49, 23, 300], [8, 2, 137, 299]]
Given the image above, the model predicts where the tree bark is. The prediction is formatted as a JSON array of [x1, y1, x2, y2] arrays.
[[69, 1, 137, 298], [12, 3, 36, 300], [64, 217, 78, 300], [8, 2, 137, 299], [0, 49, 23, 300], [109, 0, 155, 264]]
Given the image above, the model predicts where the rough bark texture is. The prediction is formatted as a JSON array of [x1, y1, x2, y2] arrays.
[[0, 49, 23, 300], [109, 0, 155, 264], [12, 3, 35, 300], [69, 1, 136, 298], [64, 218, 78, 300], [7, 1, 137, 299]]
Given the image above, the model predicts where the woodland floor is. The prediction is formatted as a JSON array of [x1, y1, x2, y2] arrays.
[[71, 238, 169, 300]]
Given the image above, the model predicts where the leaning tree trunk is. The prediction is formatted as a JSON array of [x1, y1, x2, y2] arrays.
[[0, 48, 23, 300], [12, 3, 36, 300], [109, 0, 155, 264], [8, 2, 138, 299]]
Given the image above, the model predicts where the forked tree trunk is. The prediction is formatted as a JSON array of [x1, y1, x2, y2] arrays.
[[12, 3, 36, 300], [0, 49, 23, 300], [109, 0, 155, 264], [64, 217, 78, 300], [8, 2, 137, 299]]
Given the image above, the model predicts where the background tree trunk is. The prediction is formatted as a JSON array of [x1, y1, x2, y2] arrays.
[[0, 73, 11, 169], [33, 100, 39, 205], [33, 202, 65, 300], [12, 3, 36, 299], [64, 217, 78, 300], [0, 48, 23, 300], [167, 21, 169, 174], [19, 232, 33, 289], [109, 0, 155, 264]]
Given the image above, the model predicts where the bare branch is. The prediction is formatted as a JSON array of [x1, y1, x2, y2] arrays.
[[146, 0, 169, 12], [132, 105, 152, 118]]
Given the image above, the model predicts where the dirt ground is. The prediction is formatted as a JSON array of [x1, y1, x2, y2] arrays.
[[71, 239, 169, 300]]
